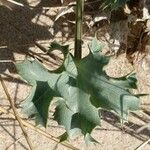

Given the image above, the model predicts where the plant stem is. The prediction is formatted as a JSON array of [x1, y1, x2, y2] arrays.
[[74, 0, 84, 60]]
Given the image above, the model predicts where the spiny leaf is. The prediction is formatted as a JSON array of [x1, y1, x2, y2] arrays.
[[21, 81, 55, 126], [85, 133, 99, 145], [78, 54, 139, 119], [58, 132, 68, 143], [16, 59, 60, 126], [54, 99, 74, 134], [109, 73, 137, 89], [89, 37, 103, 54], [16, 38, 140, 142], [16, 59, 49, 85], [54, 71, 100, 137], [49, 42, 69, 57], [64, 54, 78, 78], [16, 59, 60, 88]]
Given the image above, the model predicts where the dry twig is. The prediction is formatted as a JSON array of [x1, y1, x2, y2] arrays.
[[5, 136, 23, 150], [0, 106, 79, 150], [0, 75, 34, 150], [135, 138, 150, 150]]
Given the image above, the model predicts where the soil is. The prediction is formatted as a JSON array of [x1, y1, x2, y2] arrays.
[[0, 0, 150, 150]]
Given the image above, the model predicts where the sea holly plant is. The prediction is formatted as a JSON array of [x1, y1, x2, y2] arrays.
[[16, 0, 140, 143], [16, 38, 140, 142]]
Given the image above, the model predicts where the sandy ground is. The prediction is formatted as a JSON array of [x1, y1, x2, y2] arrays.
[[0, 0, 150, 150]]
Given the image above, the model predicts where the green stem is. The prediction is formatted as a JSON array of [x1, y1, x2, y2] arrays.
[[74, 0, 84, 60]]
